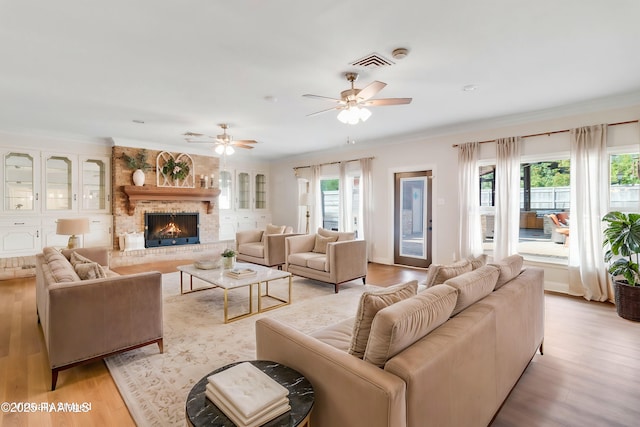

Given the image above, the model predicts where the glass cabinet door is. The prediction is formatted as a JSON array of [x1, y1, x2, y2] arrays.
[[218, 170, 233, 210], [81, 158, 107, 211], [45, 155, 73, 211], [4, 152, 36, 212], [254, 173, 267, 210], [237, 172, 250, 210]]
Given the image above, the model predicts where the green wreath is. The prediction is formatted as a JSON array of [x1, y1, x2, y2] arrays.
[[162, 157, 190, 181]]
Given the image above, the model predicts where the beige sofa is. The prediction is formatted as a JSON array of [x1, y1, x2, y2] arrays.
[[256, 255, 544, 427], [236, 225, 298, 268], [35, 246, 163, 390], [285, 228, 367, 293]]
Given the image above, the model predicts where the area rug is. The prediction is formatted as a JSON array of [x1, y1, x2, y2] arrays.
[[105, 272, 373, 426]]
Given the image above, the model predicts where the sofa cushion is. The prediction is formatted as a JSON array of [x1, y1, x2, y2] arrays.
[[288, 252, 325, 268], [43, 247, 81, 283], [363, 284, 458, 367], [424, 259, 472, 287], [69, 251, 94, 267], [444, 265, 500, 315], [310, 317, 355, 352], [468, 254, 488, 270], [490, 254, 524, 290], [349, 281, 418, 359], [74, 262, 107, 280], [238, 242, 265, 258], [306, 255, 327, 271], [312, 234, 338, 254], [317, 227, 355, 242]]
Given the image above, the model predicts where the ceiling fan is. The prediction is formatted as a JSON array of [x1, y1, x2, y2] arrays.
[[184, 124, 257, 155], [303, 72, 412, 124]]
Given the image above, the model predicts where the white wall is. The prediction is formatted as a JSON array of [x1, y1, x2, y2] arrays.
[[268, 103, 640, 267]]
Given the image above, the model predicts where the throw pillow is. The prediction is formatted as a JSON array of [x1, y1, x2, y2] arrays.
[[74, 261, 107, 280], [312, 234, 338, 254], [363, 284, 458, 367], [317, 227, 355, 241], [423, 259, 472, 288], [69, 251, 95, 267], [468, 254, 487, 270], [348, 280, 418, 359], [43, 247, 81, 283], [443, 265, 500, 316], [489, 254, 524, 290], [262, 224, 286, 242]]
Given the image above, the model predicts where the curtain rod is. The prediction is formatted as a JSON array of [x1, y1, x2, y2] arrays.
[[451, 119, 639, 148], [293, 156, 375, 172]]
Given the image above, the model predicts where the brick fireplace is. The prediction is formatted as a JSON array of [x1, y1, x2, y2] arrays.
[[111, 146, 233, 267]]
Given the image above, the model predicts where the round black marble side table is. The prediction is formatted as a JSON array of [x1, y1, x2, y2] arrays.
[[185, 360, 314, 427]]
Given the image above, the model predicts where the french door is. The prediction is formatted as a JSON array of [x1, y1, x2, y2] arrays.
[[394, 171, 432, 268]]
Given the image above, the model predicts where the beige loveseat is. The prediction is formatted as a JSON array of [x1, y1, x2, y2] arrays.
[[256, 255, 544, 427], [36, 246, 163, 390], [236, 225, 298, 268], [285, 228, 367, 293]]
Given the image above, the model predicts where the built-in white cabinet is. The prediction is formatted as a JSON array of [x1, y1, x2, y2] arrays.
[[0, 149, 112, 256], [235, 169, 268, 212]]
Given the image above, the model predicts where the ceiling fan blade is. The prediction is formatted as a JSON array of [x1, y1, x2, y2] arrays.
[[234, 143, 254, 149], [363, 97, 413, 106], [233, 139, 257, 144], [356, 81, 386, 101], [306, 106, 340, 117], [303, 94, 344, 103], [183, 132, 206, 137]]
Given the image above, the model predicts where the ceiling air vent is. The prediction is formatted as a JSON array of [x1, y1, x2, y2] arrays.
[[350, 53, 395, 68]]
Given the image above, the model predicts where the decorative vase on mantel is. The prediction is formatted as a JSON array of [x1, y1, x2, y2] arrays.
[[132, 169, 146, 186]]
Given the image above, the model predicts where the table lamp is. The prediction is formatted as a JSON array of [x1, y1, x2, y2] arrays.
[[56, 218, 90, 249]]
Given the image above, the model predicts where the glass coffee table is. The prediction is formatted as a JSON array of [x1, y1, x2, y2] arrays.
[[177, 262, 292, 323]]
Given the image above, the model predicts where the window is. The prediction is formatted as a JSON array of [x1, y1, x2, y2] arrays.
[[609, 152, 640, 212], [479, 159, 571, 262], [320, 179, 339, 230]]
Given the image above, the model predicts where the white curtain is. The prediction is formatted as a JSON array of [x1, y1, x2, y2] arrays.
[[457, 142, 483, 258], [310, 164, 322, 232], [360, 158, 373, 259], [568, 124, 610, 301], [339, 162, 351, 231], [494, 137, 521, 261], [297, 178, 309, 233]]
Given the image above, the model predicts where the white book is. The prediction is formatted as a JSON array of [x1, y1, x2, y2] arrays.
[[206, 386, 290, 426], [207, 362, 289, 419]]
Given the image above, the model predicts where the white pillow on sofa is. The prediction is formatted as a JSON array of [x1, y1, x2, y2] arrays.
[[443, 265, 499, 315], [424, 259, 472, 288]]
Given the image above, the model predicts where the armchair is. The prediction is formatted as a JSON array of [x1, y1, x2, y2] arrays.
[[285, 228, 367, 293], [546, 213, 569, 245], [236, 225, 298, 268]]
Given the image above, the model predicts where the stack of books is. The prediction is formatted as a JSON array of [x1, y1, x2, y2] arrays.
[[225, 267, 257, 279], [206, 362, 290, 427]]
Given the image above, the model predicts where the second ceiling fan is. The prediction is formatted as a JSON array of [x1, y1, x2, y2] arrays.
[[184, 124, 257, 155], [303, 72, 412, 124]]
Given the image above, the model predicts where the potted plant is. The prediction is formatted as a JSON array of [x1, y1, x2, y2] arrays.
[[123, 149, 153, 186], [602, 211, 640, 321], [221, 248, 236, 270]]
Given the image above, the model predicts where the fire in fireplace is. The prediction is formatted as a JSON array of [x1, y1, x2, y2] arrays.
[[144, 212, 200, 247]]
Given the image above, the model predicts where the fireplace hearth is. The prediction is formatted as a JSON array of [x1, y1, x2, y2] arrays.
[[145, 212, 199, 247]]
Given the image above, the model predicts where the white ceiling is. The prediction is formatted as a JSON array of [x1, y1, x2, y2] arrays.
[[1, 0, 640, 160]]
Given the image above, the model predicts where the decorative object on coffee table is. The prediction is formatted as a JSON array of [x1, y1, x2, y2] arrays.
[[602, 211, 640, 321], [185, 360, 314, 427], [222, 248, 236, 269]]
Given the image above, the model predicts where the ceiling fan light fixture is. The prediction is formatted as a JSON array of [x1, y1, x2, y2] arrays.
[[337, 106, 371, 124], [214, 144, 225, 155], [225, 145, 235, 155]]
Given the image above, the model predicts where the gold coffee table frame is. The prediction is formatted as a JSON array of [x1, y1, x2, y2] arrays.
[[177, 263, 292, 323]]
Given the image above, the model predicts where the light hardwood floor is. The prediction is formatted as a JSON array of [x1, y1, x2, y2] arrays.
[[1, 261, 638, 426]]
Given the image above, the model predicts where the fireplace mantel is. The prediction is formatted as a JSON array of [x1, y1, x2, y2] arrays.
[[122, 185, 221, 215]]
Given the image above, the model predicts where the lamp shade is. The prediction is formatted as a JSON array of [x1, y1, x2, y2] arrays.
[[56, 218, 90, 236], [299, 192, 311, 207]]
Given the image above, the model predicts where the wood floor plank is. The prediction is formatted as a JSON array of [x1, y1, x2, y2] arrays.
[[1, 262, 639, 426]]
